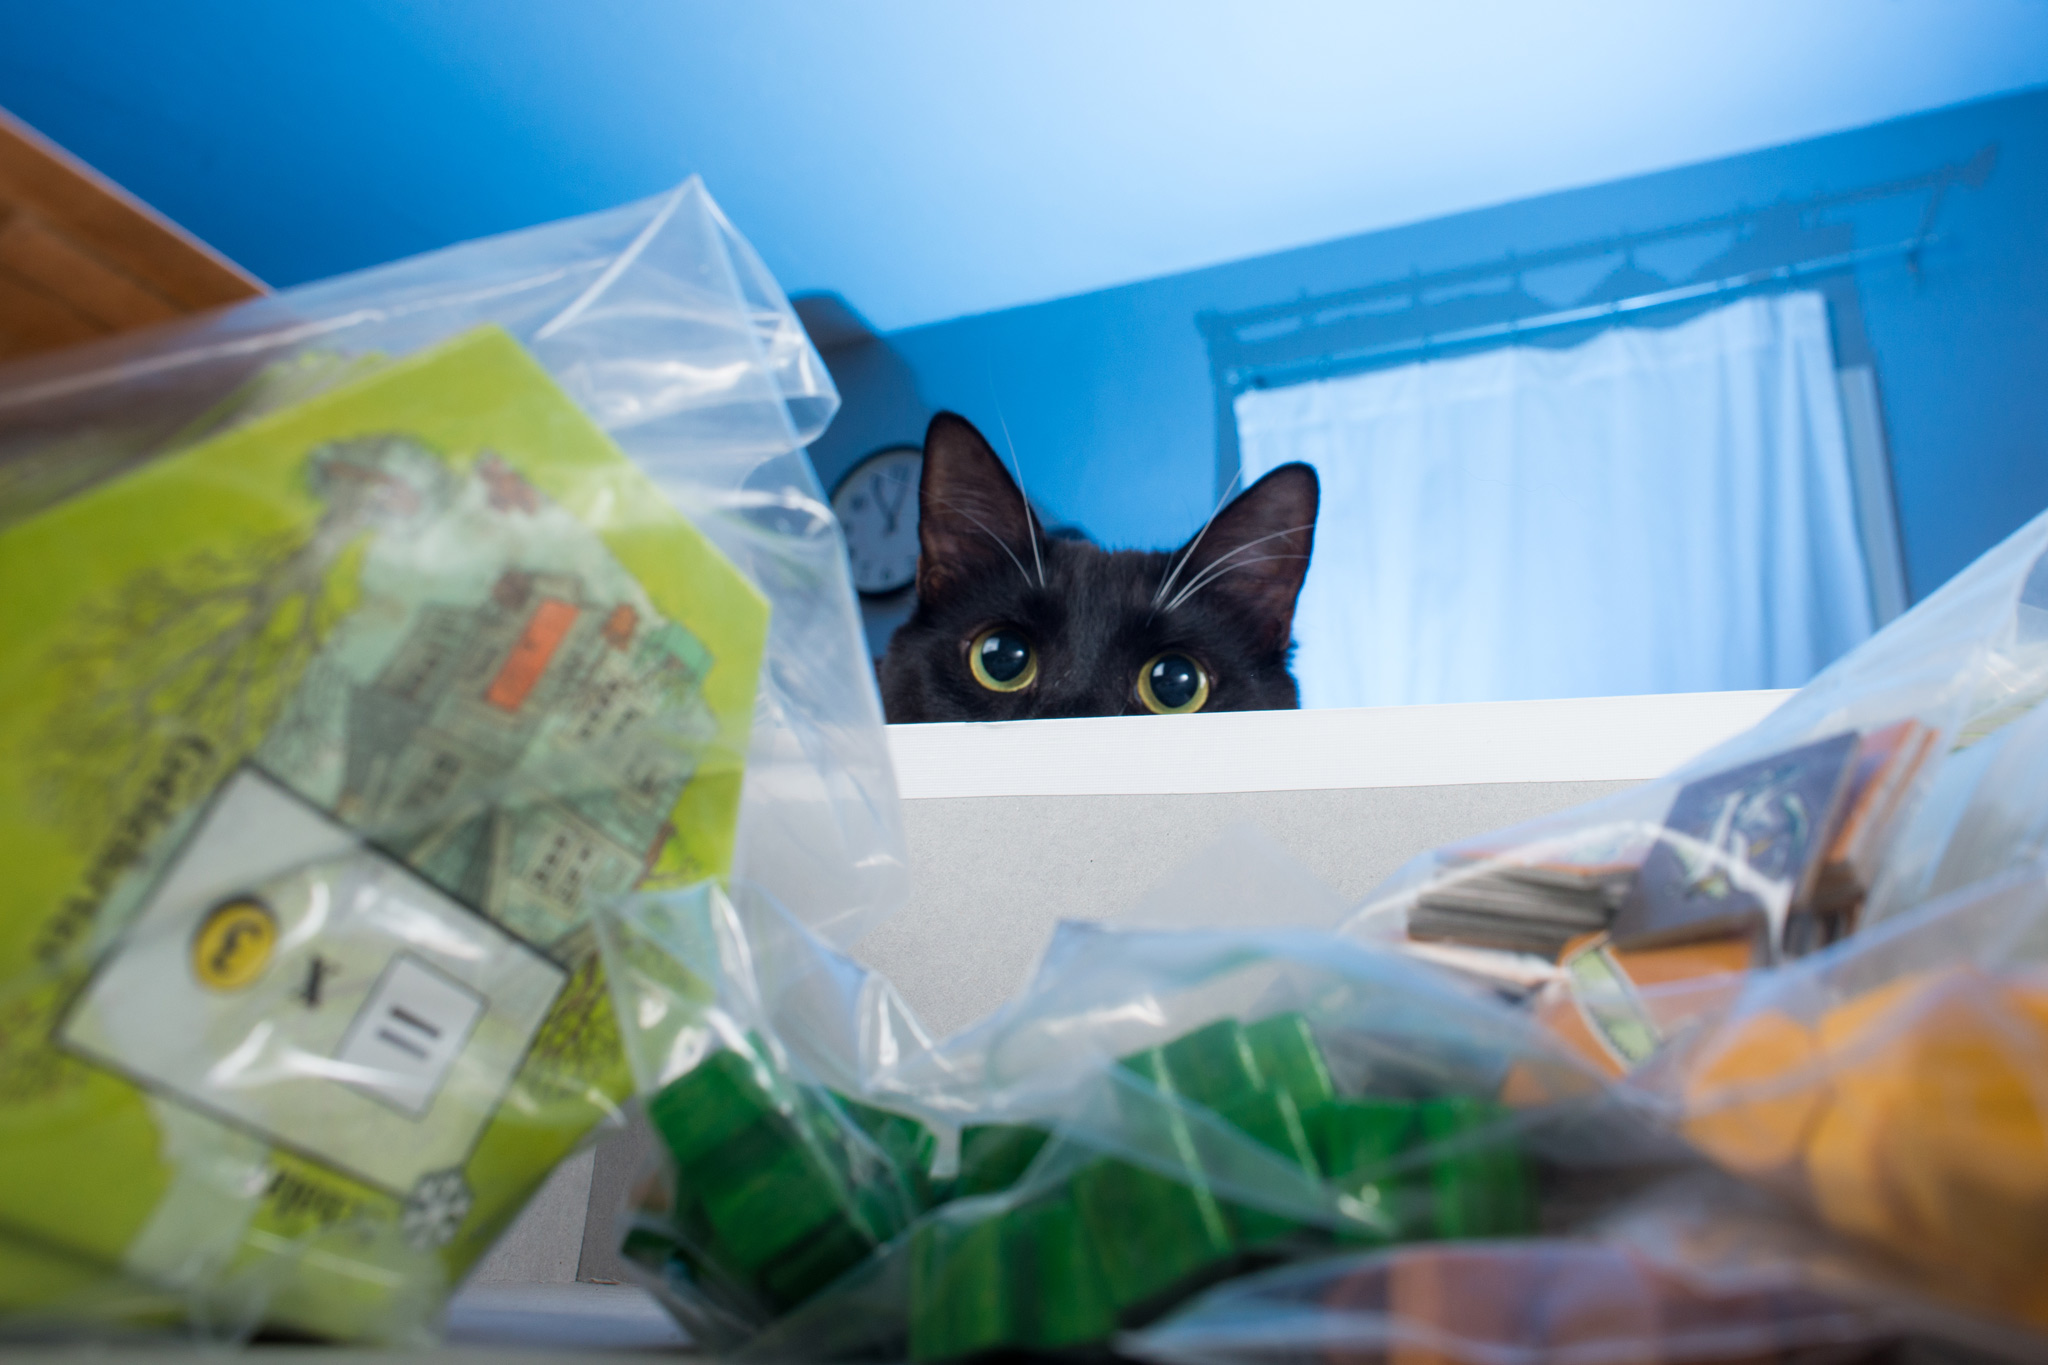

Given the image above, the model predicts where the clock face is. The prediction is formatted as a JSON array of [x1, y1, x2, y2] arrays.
[[832, 446, 923, 597]]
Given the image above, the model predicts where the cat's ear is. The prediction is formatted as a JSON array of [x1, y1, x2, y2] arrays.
[[916, 411, 1038, 600], [1170, 463, 1318, 651]]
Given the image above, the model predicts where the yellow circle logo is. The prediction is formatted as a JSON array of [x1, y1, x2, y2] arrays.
[[192, 897, 277, 992]]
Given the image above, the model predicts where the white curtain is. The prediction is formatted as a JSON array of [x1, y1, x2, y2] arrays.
[[1236, 291, 1875, 709]]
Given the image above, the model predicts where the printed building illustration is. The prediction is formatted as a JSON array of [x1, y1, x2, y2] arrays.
[[335, 568, 714, 947]]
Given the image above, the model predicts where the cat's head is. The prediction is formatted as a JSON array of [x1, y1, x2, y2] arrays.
[[878, 412, 1317, 722]]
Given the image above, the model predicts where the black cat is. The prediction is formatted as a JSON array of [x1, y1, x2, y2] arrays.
[[879, 412, 1318, 722]]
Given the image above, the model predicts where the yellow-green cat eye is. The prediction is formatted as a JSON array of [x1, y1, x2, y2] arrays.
[[969, 627, 1038, 692], [1138, 652, 1210, 714]]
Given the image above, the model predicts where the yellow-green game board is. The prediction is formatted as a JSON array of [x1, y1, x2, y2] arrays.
[[0, 327, 769, 1340]]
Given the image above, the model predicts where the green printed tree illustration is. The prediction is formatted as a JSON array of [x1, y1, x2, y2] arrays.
[[36, 436, 454, 842]]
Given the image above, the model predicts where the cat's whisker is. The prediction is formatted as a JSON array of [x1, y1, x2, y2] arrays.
[[926, 495, 1037, 588], [1163, 556, 1309, 616], [1159, 522, 1316, 615], [991, 404, 1048, 590], [986, 366, 1048, 590], [1162, 553, 1312, 616], [1162, 524, 1315, 612], [1150, 474, 1245, 616]]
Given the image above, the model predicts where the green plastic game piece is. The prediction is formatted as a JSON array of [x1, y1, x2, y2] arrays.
[[1008, 1190, 1118, 1349], [1158, 1018, 1265, 1111], [906, 1190, 1120, 1361], [1219, 1087, 1319, 1175], [835, 1093, 941, 1207], [696, 1125, 849, 1273], [1073, 1154, 1234, 1313], [1118, 1045, 1174, 1091], [1245, 1013, 1336, 1111], [836, 1095, 937, 1174], [646, 1048, 912, 1314], [757, 1211, 876, 1310], [1216, 1087, 1320, 1246], [664, 1189, 771, 1313], [619, 1215, 678, 1270], [1306, 1098, 1421, 1242], [909, 1211, 1010, 1362], [1307, 1098, 1416, 1180], [647, 1047, 784, 1170], [755, 1168, 916, 1310], [956, 1123, 1051, 1197], [1419, 1097, 1535, 1240]]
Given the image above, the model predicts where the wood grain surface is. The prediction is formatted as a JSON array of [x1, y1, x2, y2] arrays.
[[0, 105, 262, 363]]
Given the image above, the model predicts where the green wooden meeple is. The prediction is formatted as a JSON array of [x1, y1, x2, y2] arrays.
[[641, 1012, 1537, 1361], [1420, 1096, 1535, 1239], [836, 1093, 944, 1209], [1245, 1012, 1338, 1111], [909, 1209, 1009, 1361], [909, 1146, 1233, 1362], [1216, 1085, 1322, 1246], [1120, 1014, 1333, 1248], [1157, 1017, 1265, 1110], [955, 1123, 1051, 1198], [644, 1046, 914, 1316], [1073, 1149, 1235, 1312], [908, 1189, 1118, 1361]]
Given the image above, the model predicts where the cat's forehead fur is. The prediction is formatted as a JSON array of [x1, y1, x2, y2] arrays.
[[880, 535, 1301, 720], [1016, 541, 1172, 693]]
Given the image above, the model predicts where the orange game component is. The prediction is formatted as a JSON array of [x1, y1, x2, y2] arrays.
[[1680, 1008, 1825, 1178], [1681, 966, 2048, 1330], [1823, 972, 2048, 1321], [486, 598, 579, 710]]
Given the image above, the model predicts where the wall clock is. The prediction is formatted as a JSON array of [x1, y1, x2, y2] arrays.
[[831, 444, 923, 598]]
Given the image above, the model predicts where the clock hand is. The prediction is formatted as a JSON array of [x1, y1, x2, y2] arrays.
[[876, 467, 911, 532]]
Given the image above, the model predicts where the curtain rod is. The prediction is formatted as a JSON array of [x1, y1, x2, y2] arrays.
[[1206, 145, 1989, 335], [1231, 236, 1928, 393]]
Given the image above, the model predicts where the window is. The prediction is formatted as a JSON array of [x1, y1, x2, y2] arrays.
[[1236, 291, 1879, 707]]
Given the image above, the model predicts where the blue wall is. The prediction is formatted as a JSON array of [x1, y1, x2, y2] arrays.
[[811, 86, 2048, 617], [8, 4, 2045, 331]]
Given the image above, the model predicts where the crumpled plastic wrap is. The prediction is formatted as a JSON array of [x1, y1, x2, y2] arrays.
[[1122, 1237, 1899, 1365], [1340, 508, 2048, 1087], [1671, 856, 2048, 1339], [0, 179, 906, 1344], [596, 839, 1702, 1362], [593, 507, 2048, 1364]]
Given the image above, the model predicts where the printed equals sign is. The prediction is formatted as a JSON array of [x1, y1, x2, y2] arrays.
[[376, 1005, 443, 1060]]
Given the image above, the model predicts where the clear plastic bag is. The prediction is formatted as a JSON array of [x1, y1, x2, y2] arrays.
[[1123, 1237, 1900, 1365], [1669, 857, 2048, 1339], [1129, 1158, 2048, 1364], [593, 503, 2048, 1360], [599, 839, 1699, 1363], [594, 881, 925, 1352], [1342, 509, 2048, 1082], [0, 179, 906, 1343]]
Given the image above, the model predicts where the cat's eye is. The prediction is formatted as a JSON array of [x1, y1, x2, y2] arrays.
[[1138, 652, 1210, 714], [969, 627, 1037, 692]]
